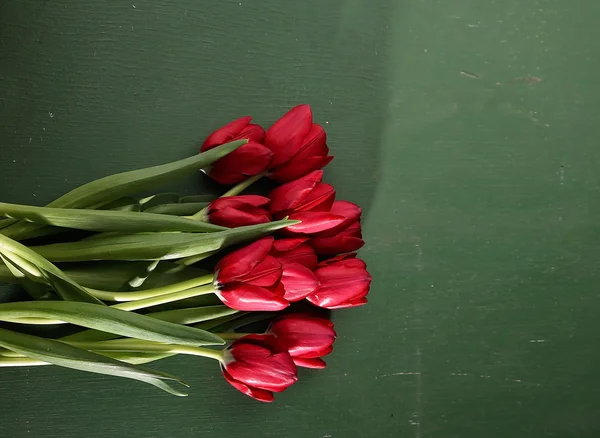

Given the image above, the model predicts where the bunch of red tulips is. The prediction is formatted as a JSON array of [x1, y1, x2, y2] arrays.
[[0, 104, 371, 402]]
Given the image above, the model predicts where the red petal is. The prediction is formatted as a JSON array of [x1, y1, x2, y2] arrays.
[[209, 195, 270, 210], [310, 235, 365, 255], [269, 155, 334, 183], [265, 104, 313, 167], [293, 357, 327, 369], [272, 241, 318, 270], [324, 297, 368, 309], [209, 206, 270, 228], [280, 263, 319, 302], [201, 116, 252, 150], [243, 256, 282, 287], [208, 143, 273, 185], [286, 212, 346, 234], [226, 342, 297, 392], [234, 123, 265, 144], [268, 170, 323, 216], [216, 237, 273, 284], [218, 284, 289, 311], [330, 200, 362, 224], [306, 278, 371, 309], [316, 258, 369, 283], [294, 183, 336, 212], [221, 368, 275, 402], [317, 253, 357, 267], [272, 237, 308, 252]]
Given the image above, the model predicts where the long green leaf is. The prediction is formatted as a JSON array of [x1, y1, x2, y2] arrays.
[[0, 254, 54, 300], [0, 260, 209, 291], [0, 202, 227, 233], [32, 219, 297, 262], [144, 202, 210, 216], [0, 327, 188, 396], [147, 305, 238, 325], [0, 301, 224, 346], [0, 234, 102, 304], [0, 140, 246, 240]]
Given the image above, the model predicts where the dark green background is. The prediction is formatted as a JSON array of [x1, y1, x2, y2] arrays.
[[1, 1, 600, 437]]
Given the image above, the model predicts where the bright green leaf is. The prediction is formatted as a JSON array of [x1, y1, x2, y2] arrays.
[[0, 140, 245, 240], [32, 219, 298, 261], [0, 202, 227, 233], [0, 327, 188, 396], [0, 301, 224, 346]]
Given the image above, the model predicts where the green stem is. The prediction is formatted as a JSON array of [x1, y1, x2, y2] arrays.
[[113, 284, 217, 312], [86, 274, 214, 302], [191, 171, 267, 220], [67, 339, 225, 362], [1, 284, 219, 324]]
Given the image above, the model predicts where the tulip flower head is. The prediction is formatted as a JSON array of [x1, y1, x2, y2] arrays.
[[265, 104, 333, 182], [269, 314, 336, 369], [221, 334, 298, 402], [310, 200, 365, 255], [269, 171, 345, 235], [201, 116, 273, 185], [206, 195, 271, 228], [214, 237, 289, 311], [307, 254, 372, 309]]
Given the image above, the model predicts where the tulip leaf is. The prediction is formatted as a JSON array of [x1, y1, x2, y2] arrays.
[[100, 197, 141, 212], [0, 140, 246, 240], [0, 254, 54, 300], [60, 305, 233, 343], [147, 305, 238, 325], [0, 301, 225, 346], [139, 193, 182, 210], [0, 327, 188, 396], [0, 202, 228, 234], [32, 219, 298, 262], [0, 234, 103, 304], [200, 311, 272, 333], [144, 202, 210, 216]]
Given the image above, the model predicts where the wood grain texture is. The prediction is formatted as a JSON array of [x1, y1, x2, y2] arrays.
[[2, 0, 600, 437]]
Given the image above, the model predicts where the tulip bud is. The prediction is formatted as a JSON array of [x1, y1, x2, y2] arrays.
[[306, 254, 372, 309], [269, 171, 344, 235], [265, 104, 333, 182], [269, 314, 336, 369], [206, 195, 271, 228], [310, 201, 365, 255], [270, 238, 318, 270], [214, 237, 289, 311], [221, 334, 298, 402], [201, 116, 273, 185]]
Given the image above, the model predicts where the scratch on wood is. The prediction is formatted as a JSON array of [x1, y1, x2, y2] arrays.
[[460, 70, 480, 79], [377, 372, 421, 378], [411, 347, 423, 437]]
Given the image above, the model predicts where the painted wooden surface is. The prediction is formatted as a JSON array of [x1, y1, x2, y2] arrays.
[[1, 1, 600, 436]]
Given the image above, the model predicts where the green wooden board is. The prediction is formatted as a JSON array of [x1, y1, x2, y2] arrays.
[[1, 0, 600, 437]]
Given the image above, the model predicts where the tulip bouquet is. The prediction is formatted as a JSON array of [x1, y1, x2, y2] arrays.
[[0, 104, 371, 402]]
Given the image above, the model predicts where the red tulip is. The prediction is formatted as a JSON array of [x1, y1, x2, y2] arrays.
[[201, 116, 273, 185], [269, 171, 344, 235], [310, 201, 365, 255], [269, 171, 334, 217], [207, 195, 271, 228], [269, 314, 336, 369], [306, 254, 372, 309], [214, 237, 289, 311], [269, 238, 319, 302], [221, 334, 298, 402], [270, 238, 318, 270], [265, 104, 333, 182]]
